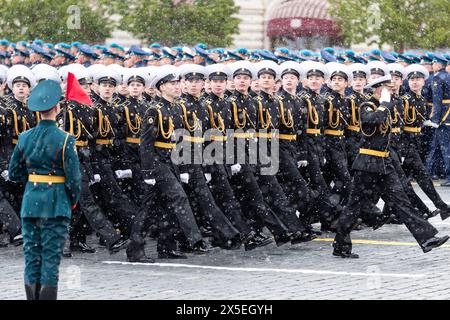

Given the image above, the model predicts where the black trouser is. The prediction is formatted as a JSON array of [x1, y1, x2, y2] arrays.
[[334, 168, 438, 253], [256, 171, 306, 234], [276, 149, 317, 215], [69, 163, 121, 249], [382, 148, 431, 217], [345, 132, 361, 171], [323, 139, 353, 206], [182, 165, 240, 244], [90, 161, 138, 239], [127, 164, 203, 259], [0, 187, 21, 237], [207, 164, 252, 236], [0, 179, 24, 214], [114, 161, 145, 207], [230, 164, 288, 237], [302, 143, 341, 226], [403, 145, 448, 210]]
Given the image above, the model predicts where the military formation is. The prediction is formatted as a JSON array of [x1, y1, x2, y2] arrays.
[[0, 39, 450, 262]]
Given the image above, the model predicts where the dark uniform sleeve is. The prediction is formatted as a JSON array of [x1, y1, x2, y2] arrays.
[[295, 99, 308, 162], [8, 135, 28, 183], [63, 134, 82, 206], [140, 107, 159, 180]]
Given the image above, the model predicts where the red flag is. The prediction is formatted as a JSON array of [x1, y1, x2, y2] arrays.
[[66, 72, 93, 106]]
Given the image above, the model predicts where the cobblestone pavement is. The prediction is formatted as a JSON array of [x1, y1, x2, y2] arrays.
[[1, 185, 449, 300]]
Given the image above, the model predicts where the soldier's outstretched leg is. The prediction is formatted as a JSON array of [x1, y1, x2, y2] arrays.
[[127, 166, 204, 261], [230, 164, 290, 241], [403, 150, 450, 216], [334, 170, 446, 257], [0, 188, 21, 243], [183, 165, 241, 249], [91, 162, 140, 239]]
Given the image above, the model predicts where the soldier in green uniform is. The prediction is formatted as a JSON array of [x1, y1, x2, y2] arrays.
[[8, 79, 81, 299]]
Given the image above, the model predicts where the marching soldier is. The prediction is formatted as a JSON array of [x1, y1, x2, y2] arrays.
[[9, 79, 81, 300], [197, 63, 275, 249], [333, 75, 449, 258], [252, 60, 312, 245], [1, 66, 38, 213], [0, 105, 22, 246], [296, 61, 340, 232], [89, 68, 140, 240], [114, 68, 150, 206], [59, 67, 128, 256], [226, 61, 292, 247], [126, 65, 205, 262], [175, 64, 242, 250], [345, 63, 368, 169], [321, 64, 353, 208], [275, 61, 320, 240], [400, 64, 450, 218], [383, 63, 436, 219]]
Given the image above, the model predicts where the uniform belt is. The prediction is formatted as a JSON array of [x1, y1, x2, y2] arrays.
[[324, 129, 344, 136], [346, 125, 360, 132], [403, 126, 421, 133], [210, 135, 227, 141], [75, 140, 88, 147], [12, 138, 18, 145], [28, 174, 65, 183], [256, 132, 274, 139], [154, 141, 176, 149], [306, 128, 321, 135], [183, 136, 204, 143], [359, 148, 390, 158], [233, 132, 254, 139], [126, 137, 141, 144], [427, 103, 433, 106], [96, 139, 114, 145], [391, 127, 401, 134], [278, 134, 297, 141], [443, 100, 450, 104]]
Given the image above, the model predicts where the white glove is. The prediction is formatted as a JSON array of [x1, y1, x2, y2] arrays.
[[204, 173, 212, 183], [1, 170, 9, 181], [323, 158, 327, 165], [180, 173, 189, 184], [380, 88, 391, 103], [144, 179, 156, 186], [401, 157, 405, 163], [115, 169, 133, 179], [297, 160, 308, 168], [231, 164, 242, 176], [423, 120, 439, 128], [89, 174, 101, 186]]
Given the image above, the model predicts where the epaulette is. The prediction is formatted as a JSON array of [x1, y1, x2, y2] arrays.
[[402, 94, 411, 100], [347, 94, 356, 100], [364, 93, 373, 100], [203, 97, 213, 105], [177, 97, 187, 104], [150, 102, 163, 110], [276, 94, 284, 101], [228, 95, 237, 102], [298, 92, 311, 100], [253, 95, 263, 102]]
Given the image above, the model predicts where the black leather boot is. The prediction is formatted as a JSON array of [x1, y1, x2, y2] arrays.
[[39, 285, 58, 300], [25, 283, 38, 300]]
